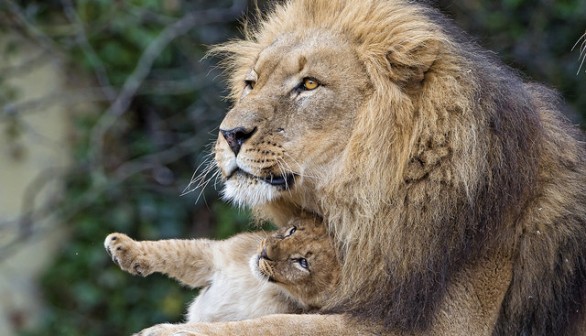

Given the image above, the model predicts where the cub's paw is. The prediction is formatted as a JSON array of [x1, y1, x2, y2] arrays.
[[104, 233, 152, 276]]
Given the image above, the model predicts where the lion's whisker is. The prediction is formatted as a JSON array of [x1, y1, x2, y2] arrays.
[[212, 169, 223, 190], [193, 168, 222, 205], [572, 32, 586, 74], [280, 153, 318, 180], [182, 153, 219, 200], [276, 161, 296, 198]]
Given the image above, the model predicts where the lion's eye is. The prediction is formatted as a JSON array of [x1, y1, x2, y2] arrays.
[[285, 226, 297, 237], [302, 78, 319, 90], [298, 258, 308, 269], [245, 80, 256, 89]]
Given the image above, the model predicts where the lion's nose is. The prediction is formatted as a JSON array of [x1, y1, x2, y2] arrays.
[[220, 127, 256, 155]]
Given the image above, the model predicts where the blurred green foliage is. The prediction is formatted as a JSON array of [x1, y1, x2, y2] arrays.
[[437, 0, 586, 120], [0, 0, 584, 335], [3, 0, 253, 335]]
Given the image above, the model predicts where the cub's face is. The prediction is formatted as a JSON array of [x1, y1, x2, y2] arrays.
[[250, 217, 340, 309], [215, 31, 371, 207]]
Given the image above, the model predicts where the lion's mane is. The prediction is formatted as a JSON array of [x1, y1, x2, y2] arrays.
[[214, 0, 586, 334]]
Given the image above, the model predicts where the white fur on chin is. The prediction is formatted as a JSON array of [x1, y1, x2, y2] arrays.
[[222, 177, 280, 207]]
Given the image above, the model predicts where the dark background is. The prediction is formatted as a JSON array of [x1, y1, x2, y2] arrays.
[[0, 0, 584, 335]]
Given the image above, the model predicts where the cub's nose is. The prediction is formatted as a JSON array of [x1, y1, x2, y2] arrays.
[[260, 247, 272, 261], [220, 127, 256, 155]]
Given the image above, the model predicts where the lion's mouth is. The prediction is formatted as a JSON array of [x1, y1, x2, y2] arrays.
[[262, 174, 295, 187], [229, 168, 295, 189]]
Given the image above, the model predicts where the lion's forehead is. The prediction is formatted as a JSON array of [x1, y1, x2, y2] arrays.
[[254, 32, 355, 83], [258, 30, 348, 59]]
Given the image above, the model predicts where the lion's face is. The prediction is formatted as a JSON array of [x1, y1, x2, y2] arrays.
[[250, 216, 339, 309], [215, 31, 371, 207]]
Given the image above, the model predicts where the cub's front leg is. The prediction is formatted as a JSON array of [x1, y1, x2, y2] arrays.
[[104, 232, 266, 288], [104, 233, 215, 288]]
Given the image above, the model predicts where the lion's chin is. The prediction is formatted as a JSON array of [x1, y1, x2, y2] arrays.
[[221, 170, 294, 207], [222, 175, 280, 207]]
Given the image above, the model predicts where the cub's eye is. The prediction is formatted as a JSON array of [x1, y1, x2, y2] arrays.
[[298, 258, 308, 269], [245, 80, 256, 89], [285, 226, 297, 237], [302, 78, 319, 91]]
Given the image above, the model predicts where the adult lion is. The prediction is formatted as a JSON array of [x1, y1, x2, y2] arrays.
[[138, 0, 586, 335]]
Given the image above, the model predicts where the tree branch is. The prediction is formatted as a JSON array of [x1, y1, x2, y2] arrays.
[[88, 0, 247, 172]]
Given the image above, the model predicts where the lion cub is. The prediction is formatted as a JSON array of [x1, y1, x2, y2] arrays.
[[104, 216, 339, 322]]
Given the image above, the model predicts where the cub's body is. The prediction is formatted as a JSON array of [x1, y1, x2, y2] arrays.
[[105, 232, 297, 322], [104, 217, 338, 324], [183, 233, 298, 322]]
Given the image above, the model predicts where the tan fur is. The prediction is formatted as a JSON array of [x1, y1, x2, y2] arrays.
[[137, 0, 586, 335], [104, 216, 339, 325], [134, 314, 384, 336], [104, 231, 298, 322], [254, 216, 340, 310]]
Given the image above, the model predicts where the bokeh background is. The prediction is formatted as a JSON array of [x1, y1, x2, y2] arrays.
[[0, 0, 584, 335]]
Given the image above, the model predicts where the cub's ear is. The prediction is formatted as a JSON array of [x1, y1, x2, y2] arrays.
[[386, 39, 440, 91]]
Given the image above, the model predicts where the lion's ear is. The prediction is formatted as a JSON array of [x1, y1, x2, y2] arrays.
[[386, 39, 440, 91]]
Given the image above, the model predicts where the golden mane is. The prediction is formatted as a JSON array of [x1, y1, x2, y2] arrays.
[[212, 0, 586, 334]]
